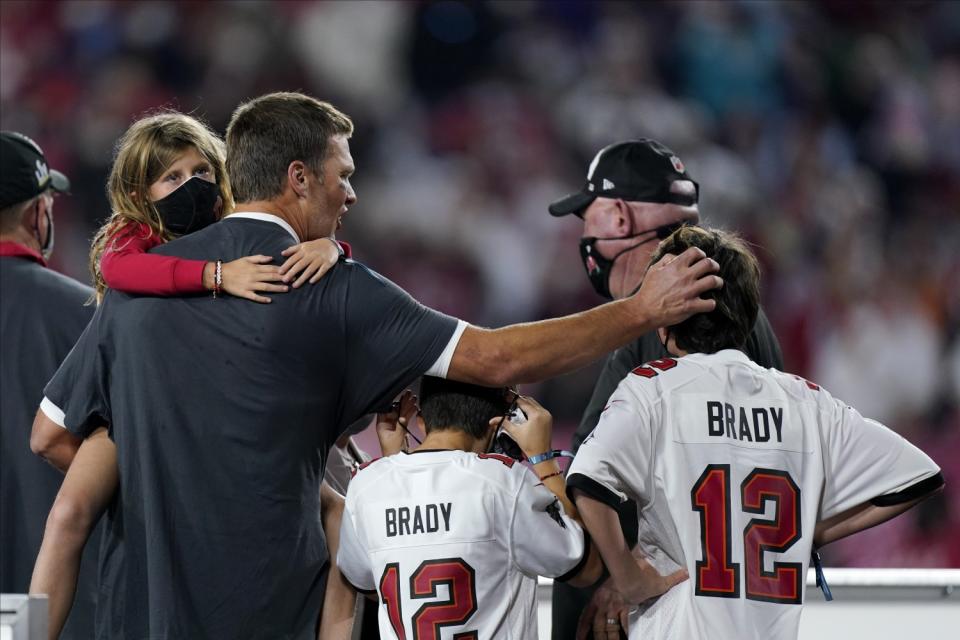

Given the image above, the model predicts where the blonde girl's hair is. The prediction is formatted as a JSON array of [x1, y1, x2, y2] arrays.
[[89, 111, 234, 301]]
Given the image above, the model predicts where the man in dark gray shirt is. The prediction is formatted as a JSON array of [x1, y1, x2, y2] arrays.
[[548, 139, 783, 639], [34, 94, 723, 639], [0, 131, 96, 639]]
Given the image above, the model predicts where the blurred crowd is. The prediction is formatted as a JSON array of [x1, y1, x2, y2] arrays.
[[2, 0, 957, 567]]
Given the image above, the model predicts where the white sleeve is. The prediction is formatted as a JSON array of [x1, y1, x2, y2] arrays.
[[40, 396, 67, 428], [819, 394, 942, 520], [510, 467, 586, 580], [337, 500, 376, 592], [566, 381, 654, 508], [424, 320, 469, 378]]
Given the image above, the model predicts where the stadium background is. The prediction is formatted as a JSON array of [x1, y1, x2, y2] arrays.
[[1, 0, 957, 569]]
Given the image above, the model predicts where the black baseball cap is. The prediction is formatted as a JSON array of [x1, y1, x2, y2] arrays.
[[548, 139, 698, 217], [0, 131, 70, 209]]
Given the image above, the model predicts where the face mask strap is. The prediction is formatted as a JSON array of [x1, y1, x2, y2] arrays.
[[579, 229, 660, 277], [579, 221, 691, 300], [33, 199, 43, 243], [580, 222, 686, 278], [608, 232, 662, 262], [595, 217, 690, 241], [33, 195, 53, 258]]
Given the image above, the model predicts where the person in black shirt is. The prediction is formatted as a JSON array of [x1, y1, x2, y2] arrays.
[[32, 94, 725, 639], [547, 139, 783, 639], [0, 131, 96, 639]]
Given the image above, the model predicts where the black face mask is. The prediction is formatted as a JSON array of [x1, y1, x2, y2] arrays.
[[579, 221, 687, 299], [153, 177, 220, 236]]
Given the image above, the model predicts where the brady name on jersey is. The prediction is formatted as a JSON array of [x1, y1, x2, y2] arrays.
[[705, 400, 783, 443], [385, 502, 452, 537]]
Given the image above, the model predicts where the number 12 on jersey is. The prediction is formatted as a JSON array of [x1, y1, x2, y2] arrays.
[[691, 464, 803, 604], [379, 558, 478, 639]]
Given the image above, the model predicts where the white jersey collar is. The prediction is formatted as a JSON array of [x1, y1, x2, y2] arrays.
[[224, 212, 300, 243], [392, 449, 460, 465], [685, 349, 754, 366]]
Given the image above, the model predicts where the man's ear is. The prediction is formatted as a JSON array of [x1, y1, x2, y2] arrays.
[[19, 198, 37, 231], [288, 160, 308, 198], [29, 194, 50, 231], [614, 199, 634, 235]]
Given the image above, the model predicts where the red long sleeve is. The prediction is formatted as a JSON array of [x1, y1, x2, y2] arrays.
[[100, 222, 208, 295]]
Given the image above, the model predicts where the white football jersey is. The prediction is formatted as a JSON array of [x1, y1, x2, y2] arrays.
[[338, 449, 586, 639], [567, 349, 942, 640]]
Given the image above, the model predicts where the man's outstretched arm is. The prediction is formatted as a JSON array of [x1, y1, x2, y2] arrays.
[[448, 247, 721, 386]]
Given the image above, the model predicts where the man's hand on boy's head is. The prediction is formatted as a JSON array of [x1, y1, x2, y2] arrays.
[[633, 246, 720, 328], [499, 395, 553, 458]]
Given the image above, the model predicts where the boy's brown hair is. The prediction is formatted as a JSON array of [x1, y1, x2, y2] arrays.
[[650, 226, 760, 354]]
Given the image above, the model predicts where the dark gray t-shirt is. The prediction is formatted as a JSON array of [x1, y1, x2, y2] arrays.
[[0, 253, 96, 639], [44, 217, 459, 639]]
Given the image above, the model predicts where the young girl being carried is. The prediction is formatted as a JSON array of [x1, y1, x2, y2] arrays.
[[89, 112, 341, 304], [30, 112, 344, 638]]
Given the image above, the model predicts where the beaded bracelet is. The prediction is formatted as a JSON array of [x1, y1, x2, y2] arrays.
[[213, 259, 223, 298], [538, 471, 563, 482]]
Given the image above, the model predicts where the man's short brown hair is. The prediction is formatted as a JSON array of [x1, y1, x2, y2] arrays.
[[650, 226, 760, 354], [225, 92, 353, 203]]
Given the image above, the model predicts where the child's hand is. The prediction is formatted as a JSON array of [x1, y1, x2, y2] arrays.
[[376, 390, 420, 456], [498, 395, 553, 459], [278, 238, 341, 288], [216, 255, 288, 304]]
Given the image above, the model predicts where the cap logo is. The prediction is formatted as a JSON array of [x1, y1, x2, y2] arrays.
[[35, 159, 50, 188], [602, 178, 615, 191], [669, 155, 684, 173]]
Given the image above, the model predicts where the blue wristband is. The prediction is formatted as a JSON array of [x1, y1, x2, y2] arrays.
[[528, 449, 575, 465]]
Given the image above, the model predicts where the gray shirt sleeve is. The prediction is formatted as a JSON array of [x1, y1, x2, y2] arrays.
[[43, 304, 111, 437], [340, 264, 459, 425]]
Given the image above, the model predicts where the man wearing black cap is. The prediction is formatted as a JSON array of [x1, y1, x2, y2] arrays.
[[0, 131, 96, 638], [548, 139, 783, 639]]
